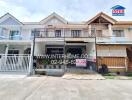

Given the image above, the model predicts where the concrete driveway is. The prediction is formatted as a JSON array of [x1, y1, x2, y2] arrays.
[[0, 76, 132, 100]]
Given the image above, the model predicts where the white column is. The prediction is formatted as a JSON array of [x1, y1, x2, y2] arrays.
[[62, 28, 65, 46], [34, 43, 39, 56], [5, 44, 9, 55], [4, 44, 9, 66], [7, 29, 10, 39], [88, 25, 91, 36], [34, 43, 44, 56], [69, 28, 72, 37], [62, 28, 64, 37], [108, 24, 112, 36]]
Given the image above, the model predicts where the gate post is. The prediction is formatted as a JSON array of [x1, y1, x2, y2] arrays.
[[3, 44, 9, 67], [28, 42, 34, 75]]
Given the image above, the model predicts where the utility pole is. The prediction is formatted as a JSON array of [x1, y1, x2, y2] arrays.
[[32, 29, 36, 74], [32, 29, 36, 60]]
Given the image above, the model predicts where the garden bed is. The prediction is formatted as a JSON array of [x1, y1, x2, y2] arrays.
[[102, 72, 132, 80]]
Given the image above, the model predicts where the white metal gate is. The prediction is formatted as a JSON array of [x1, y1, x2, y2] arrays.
[[0, 54, 30, 72]]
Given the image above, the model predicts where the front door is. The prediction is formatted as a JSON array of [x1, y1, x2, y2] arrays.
[[46, 48, 64, 54], [66, 48, 82, 55], [66, 46, 86, 68]]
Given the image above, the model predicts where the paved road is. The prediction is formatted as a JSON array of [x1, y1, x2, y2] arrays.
[[0, 76, 132, 100]]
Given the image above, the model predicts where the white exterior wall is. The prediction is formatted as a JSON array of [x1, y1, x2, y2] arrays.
[[0, 28, 10, 37], [82, 29, 88, 37], [102, 29, 109, 36], [34, 43, 46, 56], [125, 29, 132, 42], [86, 42, 96, 57], [8, 45, 25, 54], [21, 29, 31, 40], [97, 46, 127, 57], [0, 12, 132, 57], [44, 17, 64, 25], [65, 29, 71, 37]]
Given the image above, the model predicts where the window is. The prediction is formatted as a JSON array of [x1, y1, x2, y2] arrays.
[[10, 30, 20, 40], [7, 50, 19, 64], [91, 29, 96, 37], [31, 30, 40, 37], [47, 48, 63, 54], [55, 30, 61, 37], [45, 29, 48, 37], [71, 30, 81, 37], [8, 50, 19, 55], [113, 30, 124, 37]]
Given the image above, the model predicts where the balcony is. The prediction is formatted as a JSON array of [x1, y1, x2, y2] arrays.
[[0, 34, 32, 44], [96, 36, 132, 44], [0, 35, 32, 40], [34, 32, 95, 42]]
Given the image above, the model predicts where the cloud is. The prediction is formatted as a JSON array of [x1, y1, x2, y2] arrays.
[[0, 0, 132, 22], [0, 1, 31, 21]]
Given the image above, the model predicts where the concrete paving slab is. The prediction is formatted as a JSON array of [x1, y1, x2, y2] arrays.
[[0, 72, 28, 78], [62, 73, 105, 80], [0, 76, 132, 100], [0, 74, 26, 78]]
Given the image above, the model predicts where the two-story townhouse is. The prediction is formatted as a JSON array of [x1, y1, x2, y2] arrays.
[[0, 13, 34, 74], [28, 13, 96, 74], [89, 12, 132, 72], [0, 12, 131, 75]]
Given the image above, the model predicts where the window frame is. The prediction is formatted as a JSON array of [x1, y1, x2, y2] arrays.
[[55, 30, 61, 37], [9, 30, 20, 40], [31, 30, 40, 37], [96, 30, 103, 37], [113, 30, 124, 37], [8, 49, 19, 55], [71, 30, 81, 37]]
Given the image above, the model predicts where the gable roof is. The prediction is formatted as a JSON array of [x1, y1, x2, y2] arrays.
[[40, 12, 67, 24], [111, 5, 125, 10], [86, 12, 117, 25], [0, 13, 23, 25]]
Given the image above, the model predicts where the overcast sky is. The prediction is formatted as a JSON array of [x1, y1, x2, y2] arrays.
[[0, 0, 131, 22]]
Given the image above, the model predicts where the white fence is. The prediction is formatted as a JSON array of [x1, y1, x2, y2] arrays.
[[0, 54, 30, 72]]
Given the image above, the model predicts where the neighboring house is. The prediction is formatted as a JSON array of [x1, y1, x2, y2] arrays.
[[0, 12, 132, 74]]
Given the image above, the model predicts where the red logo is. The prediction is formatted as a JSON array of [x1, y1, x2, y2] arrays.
[[112, 9, 124, 14]]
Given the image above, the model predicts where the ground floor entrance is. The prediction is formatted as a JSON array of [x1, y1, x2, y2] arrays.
[[0, 42, 32, 74], [2, 41, 130, 74], [97, 44, 130, 72], [35, 42, 96, 74], [1, 41, 131, 75]]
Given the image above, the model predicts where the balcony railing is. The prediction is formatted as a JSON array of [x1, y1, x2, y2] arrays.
[[0, 35, 32, 40], [0, 33, 132, 44], [34, 32, 95, 38], [96, 36, 132, 43]]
